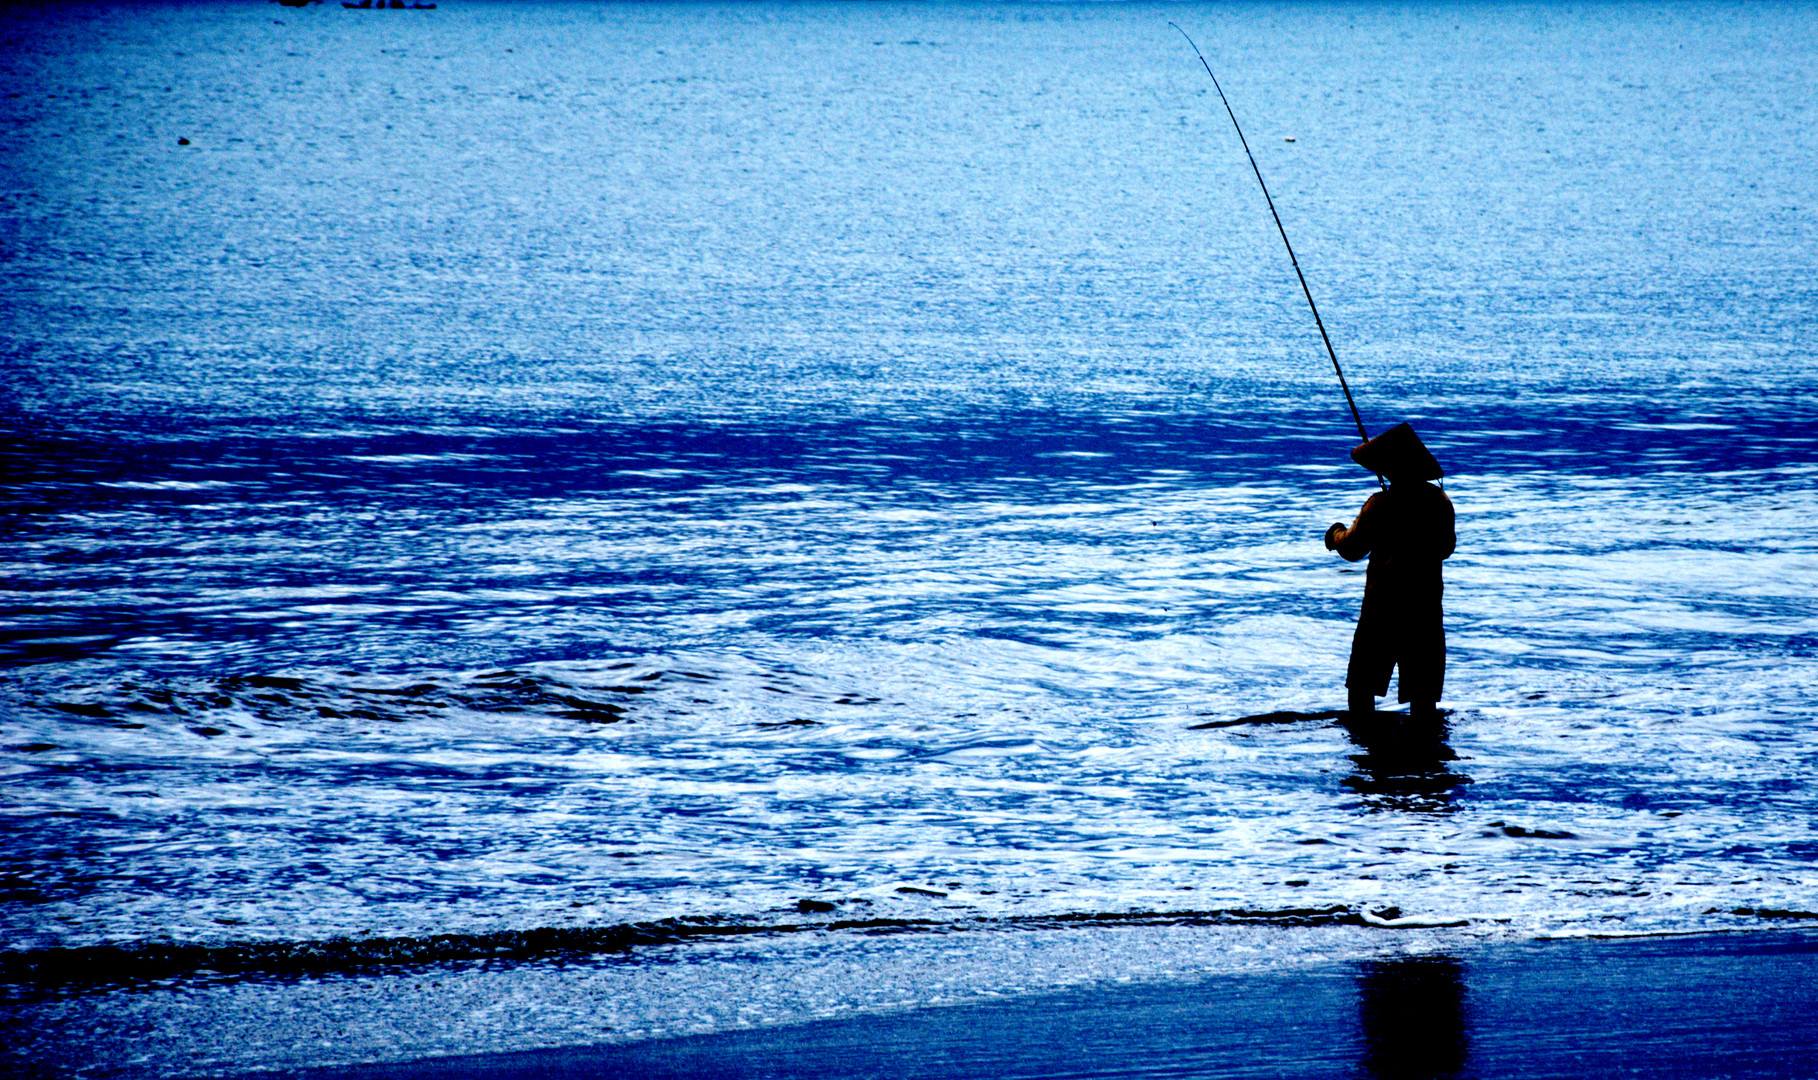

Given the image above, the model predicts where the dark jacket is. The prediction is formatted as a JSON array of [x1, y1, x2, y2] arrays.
[[1331, 481, 1456, 597], [1330, 480, 1456, 701]]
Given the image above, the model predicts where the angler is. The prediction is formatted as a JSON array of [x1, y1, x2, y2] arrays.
[[1171, 24, 1456, 715], [1324, 423, 1455, 719]]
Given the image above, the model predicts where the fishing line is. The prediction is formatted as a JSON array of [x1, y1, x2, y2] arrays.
[[1169, 22, 1374, 454]]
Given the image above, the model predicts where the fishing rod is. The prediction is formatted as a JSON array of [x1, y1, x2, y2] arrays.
[[1169, 22, 1373, 454]]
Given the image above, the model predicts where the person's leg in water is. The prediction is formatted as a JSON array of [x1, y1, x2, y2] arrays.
[[1345, 626, 1391, 720]]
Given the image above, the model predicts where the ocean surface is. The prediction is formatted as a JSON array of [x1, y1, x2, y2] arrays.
[[2, 0, 1816, 1074]]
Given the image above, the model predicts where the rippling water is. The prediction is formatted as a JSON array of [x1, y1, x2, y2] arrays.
[[3, 0, 1817, 1071]]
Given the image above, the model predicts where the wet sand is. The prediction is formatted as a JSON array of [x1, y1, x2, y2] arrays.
[[280, 930, 1818, 1080]]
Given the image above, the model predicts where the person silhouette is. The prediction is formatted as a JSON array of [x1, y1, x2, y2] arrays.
[[1324, 423, 1455, 720]]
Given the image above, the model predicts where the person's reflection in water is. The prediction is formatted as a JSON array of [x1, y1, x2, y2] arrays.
[[1341, 709, 1469, 811], [1356, 955, 1469, 1079]]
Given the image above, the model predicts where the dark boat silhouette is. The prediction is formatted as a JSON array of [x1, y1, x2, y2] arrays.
[[342, 1, 437, 8]]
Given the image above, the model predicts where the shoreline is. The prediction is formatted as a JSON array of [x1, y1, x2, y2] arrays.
[[254, 928, 1818, 1080], [5, 917, 1817, 1078]]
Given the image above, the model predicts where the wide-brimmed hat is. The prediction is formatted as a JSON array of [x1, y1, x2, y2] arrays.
[[1351, 422, 1443, 480]]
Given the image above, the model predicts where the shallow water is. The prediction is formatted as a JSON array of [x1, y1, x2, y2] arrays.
[[2, 0, 1817, 1073]]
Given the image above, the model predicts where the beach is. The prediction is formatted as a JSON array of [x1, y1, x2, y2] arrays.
[[326, 931, 1818, 1080], [11, 927, 1814, 1079]]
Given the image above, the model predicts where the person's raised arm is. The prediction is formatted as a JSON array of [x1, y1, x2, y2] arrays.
[[1324, 493, 1381, 563]]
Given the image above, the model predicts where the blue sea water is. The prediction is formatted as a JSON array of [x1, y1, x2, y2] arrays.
[[2, 0, 1817, 1073]]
